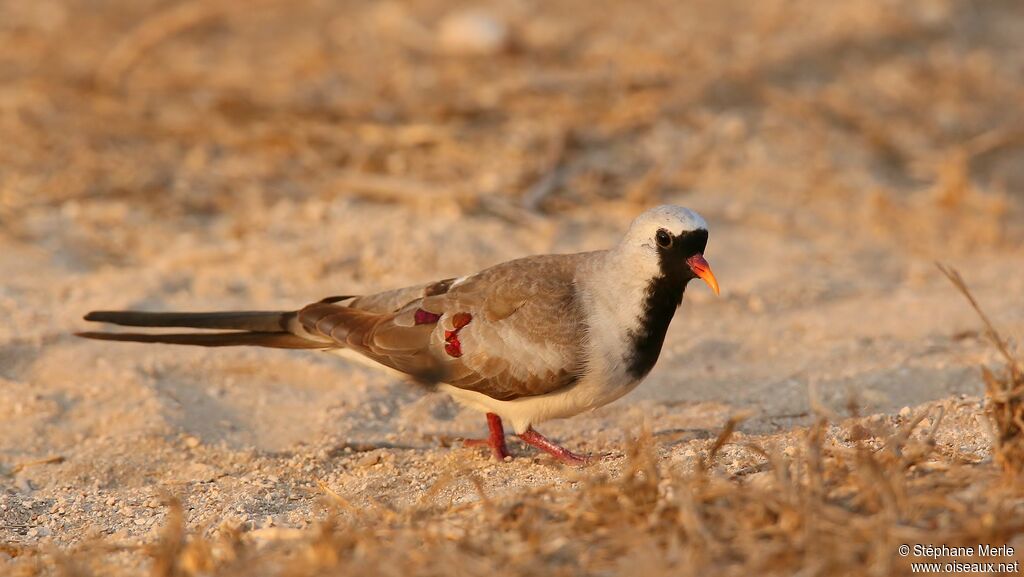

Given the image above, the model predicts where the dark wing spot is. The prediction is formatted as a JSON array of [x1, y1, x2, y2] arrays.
[[444, 337, 462, 357], [414, 309, 442, 325], [443, 312, 472, 357], [424, 278, 455, 296], [451, 312, 472, 329], [319, 295, 356, 304]]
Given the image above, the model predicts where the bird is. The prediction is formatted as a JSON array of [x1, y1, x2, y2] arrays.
[[78, 205, 719, 465]]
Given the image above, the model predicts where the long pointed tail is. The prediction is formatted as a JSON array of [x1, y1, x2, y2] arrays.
[[77, 310, 324, 349]]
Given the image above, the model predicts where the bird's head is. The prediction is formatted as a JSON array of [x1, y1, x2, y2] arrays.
[[621, 205, 719, 295]]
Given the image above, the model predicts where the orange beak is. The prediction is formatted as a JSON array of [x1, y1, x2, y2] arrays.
[[686, 254, 720, 296]]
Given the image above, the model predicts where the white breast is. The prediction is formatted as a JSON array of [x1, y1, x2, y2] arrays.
[[439, 249, 656, 433]]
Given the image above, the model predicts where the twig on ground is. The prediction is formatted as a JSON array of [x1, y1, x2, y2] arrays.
[[10, 456, 65, 475], [96, 1, 241, 89], [522, 129, 571, 213], [701, 411, 752, 470], [329, 170, 474, 205]]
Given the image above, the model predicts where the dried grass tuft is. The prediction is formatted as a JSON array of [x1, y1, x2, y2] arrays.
[[13, 410, 1020, 577], [939, 264, 1024, 475]]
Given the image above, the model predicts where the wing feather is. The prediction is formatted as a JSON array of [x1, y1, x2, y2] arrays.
[[291, 254, 593, 400]]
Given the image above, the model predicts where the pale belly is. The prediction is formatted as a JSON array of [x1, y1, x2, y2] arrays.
[[329, 340, 646, 434], [438, 368, 643, 434]]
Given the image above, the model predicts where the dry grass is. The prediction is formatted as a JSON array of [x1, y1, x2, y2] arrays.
[[12, 331, 1024, 577], [9, 405, 1024, 576], [940, 265, 1024, 475]]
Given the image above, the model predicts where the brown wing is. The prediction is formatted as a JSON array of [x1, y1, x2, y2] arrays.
[[294, 302, 447, 381], [331, 278, 456, 313], [294, 254, 593, 400], [425, 254, 588, 400]]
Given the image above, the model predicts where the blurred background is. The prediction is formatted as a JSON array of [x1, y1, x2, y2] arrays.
[[2, 0, 1023, 259], [2, 0, 1024, 560], [3, 0, 1024, 431]]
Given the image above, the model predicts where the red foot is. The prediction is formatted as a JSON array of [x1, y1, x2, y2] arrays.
[[463, 412, 509, 461], [518, 428, 592, 466]]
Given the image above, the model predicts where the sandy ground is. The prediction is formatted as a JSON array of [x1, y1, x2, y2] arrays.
[[2, 193, 1021, 555], [2, 0, 1024, 574]]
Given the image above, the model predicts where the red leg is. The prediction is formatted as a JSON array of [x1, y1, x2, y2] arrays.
[[517, 427, 592, 466], [463, 413, 510, 461]]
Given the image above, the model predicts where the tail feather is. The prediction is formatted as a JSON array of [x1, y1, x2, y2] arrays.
[[83, 310, 290, 332], [76, 330, 323, 349], [78, 309, 322, 349]]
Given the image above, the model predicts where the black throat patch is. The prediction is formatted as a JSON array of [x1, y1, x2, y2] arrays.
[[624, 229, 708, 379]]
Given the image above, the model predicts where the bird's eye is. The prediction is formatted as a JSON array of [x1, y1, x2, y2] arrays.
[[655, 229, 672, 248]]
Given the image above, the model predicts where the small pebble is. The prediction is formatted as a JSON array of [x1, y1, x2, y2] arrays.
[[438, 9, 509, 55], [357, 453, 381, 467], [747, 295, 766, 313]]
